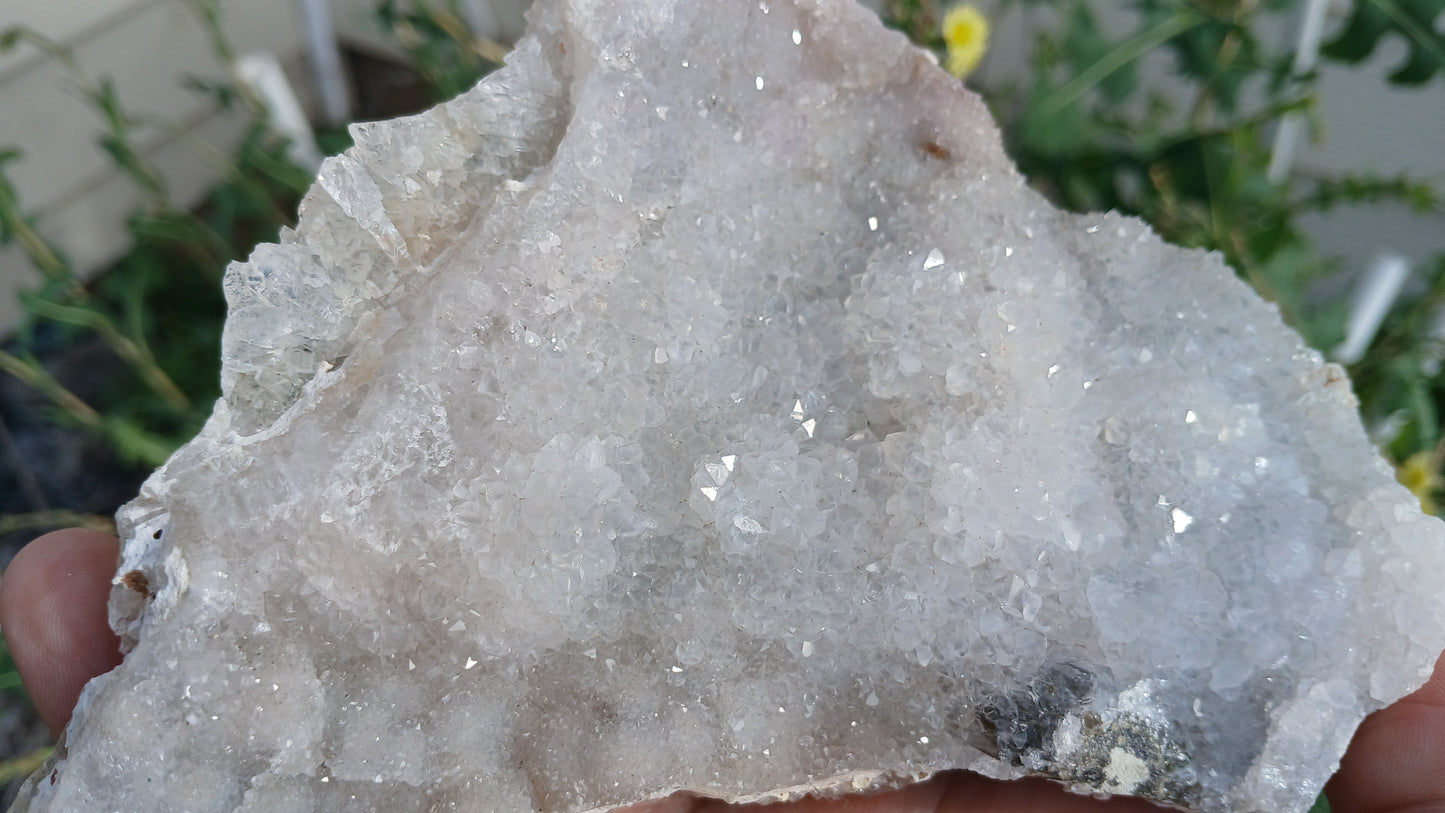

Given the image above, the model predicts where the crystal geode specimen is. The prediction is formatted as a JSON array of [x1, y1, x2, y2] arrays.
[[16, 0, 1445, 811]]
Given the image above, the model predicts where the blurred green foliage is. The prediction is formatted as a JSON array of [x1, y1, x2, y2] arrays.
[[376, 0, 507, 102], [1322, 0, 1445, 85]]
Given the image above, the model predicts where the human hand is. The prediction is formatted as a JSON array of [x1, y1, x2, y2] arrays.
[[2, 530, 1442, 811], [0, 529, 124, 737]]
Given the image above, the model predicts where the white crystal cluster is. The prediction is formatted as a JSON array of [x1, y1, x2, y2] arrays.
[[15, 0, 1445, 811]]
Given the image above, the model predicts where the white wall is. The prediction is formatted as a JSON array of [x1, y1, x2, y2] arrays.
[[0, 0, 310, 330], [1296, 44, 1445, 271]]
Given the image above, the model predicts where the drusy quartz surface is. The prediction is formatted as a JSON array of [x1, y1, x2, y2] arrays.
[[16, 1, 1445, 811]]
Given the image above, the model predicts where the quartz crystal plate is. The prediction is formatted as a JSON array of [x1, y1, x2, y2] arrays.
[[14, 0, 1445, 811]]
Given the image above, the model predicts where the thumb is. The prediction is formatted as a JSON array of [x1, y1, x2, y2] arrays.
[[0, 529, 124, 736]]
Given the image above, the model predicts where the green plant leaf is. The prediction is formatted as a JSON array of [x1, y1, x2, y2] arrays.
[[1320, 0, 1445, 85], [98, 135, 167, 199], [1016, 75, 1092, 158], [99, 415, 176, 468], [1059, 2, 1138, 104], [0, 745, 51, 785], [0, 26, 27, 53], [1307, 790, 1331, 812], [182, 74, 240, 109], [376, 0, 499, 103], [128, 210, 229, 262], [1300, 173, 1442, 214], [1035, 8, 1206, 118]]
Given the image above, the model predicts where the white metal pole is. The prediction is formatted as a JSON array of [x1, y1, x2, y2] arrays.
[[296, 0, 351, 126], [1335, 253, 1412, 365], [1267, 0, 1331, 183], [235, 52, 324, 174]]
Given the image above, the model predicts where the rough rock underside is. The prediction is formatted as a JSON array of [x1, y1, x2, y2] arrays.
[[15, 0, 1445, 811]]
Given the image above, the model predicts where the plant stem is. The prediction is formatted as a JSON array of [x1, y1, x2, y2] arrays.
[[0, 510, 116, 537], [0, 350, 102, 429], [1036, 10, 1205, 118], [0, 747, 52, 785], [20, 298, 189, 410], [0, 176, 75, 286]]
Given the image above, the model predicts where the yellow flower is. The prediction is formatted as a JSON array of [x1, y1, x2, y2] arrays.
[[942, 4, 989, 79], [1397, 450, 1443, 514]]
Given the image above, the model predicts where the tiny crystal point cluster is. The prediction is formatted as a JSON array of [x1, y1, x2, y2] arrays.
[[15, 1, 1445, 811]]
